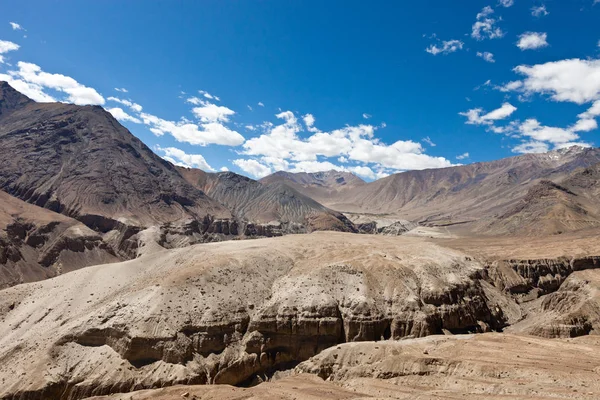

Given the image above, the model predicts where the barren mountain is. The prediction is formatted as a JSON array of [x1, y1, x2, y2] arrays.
[[177, 167, 356, 233], [2, 231, 600, 399], [267, 148, 600, 229], [485, 163, 600, 235], [0, 190, 118, 288], [0, 81, 231, 229], [259, 170, 366, 204]]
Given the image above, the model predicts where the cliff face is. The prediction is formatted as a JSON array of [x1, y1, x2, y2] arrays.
[[0, 191, 119, 288]]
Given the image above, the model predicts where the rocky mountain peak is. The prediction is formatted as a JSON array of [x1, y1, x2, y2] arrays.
[[0, 81, 33, 117]]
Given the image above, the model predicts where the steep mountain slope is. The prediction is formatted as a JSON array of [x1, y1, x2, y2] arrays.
[[0, 190, 118, 288], [0, 81, 231, 229], [260, 170, 366, 204], [177, 167, 356, 232], [270, 147, 600, 227], [485, 163, 600, 235]]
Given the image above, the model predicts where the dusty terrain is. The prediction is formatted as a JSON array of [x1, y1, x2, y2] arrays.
[[2, 232, 600, 399], [88, 334, 600, 399]]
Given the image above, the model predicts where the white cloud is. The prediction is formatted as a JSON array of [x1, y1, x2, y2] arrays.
[[426, 40, 464, 55], [499, 0, 514, 7], [531, 5, 549, 17], [258, 102, 264, 107], [512, 141, 549, 154], [517, 32, 548, 50], [240, 111, 453, 173], [477, 51, 496, 63], [1, 61, 104, 105], [422, 136, 436, 146], [190, 100, 235, 123], [472, 7, 505, 40], [220, 166, 229, 172], [303, 113, 318, 132], [496, 80, 523, 92], [140, 112, 245, 146], [362, 113, 372, 119], [571, 118, 598, 132], [107, 96, 143, 112], [510, 59, 600, 104], [519, 119, 579, 143], [456, 152, 470, 160], [460, 103, 517, 125], [0, 40, 19, 64], [247, 105, 253, 111], [579, 100, 600, 119], [232, 159, 272, 178], [199, 90, 220, 101], [9, 22, 24, 31], [107, 107, 142, 124], [114, 87, 128, 93], [157, 146, 214, 171]]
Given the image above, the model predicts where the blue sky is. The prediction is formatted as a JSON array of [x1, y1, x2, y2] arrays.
[[1, 1, 600, 180]]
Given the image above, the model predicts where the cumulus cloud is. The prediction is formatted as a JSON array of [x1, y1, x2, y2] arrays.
[[258, 102, 264, 107], [156, 146, 214, 171], [472, 6, 505, 40], [507, 59, 600, 104], [517, 32, 548, 50], [362, 113, 372, 119], [499, 0, 514, 6], [579, 100, 600, 119], [239, 110, 453, 174], [531, 5, 549, 17], [460, 103, 517, 126], [571, 118, 598, 132], [0, 40, 19, 63], [189, 100, 235, 123], [456, 152, 470, 160], [107, 107, 142, 124], [140, 112, 245, 146], [519, 119, 578, 143], [114, 87, 128, 93], [232, 159, 272, 178], [0, 61, 104, 105], [303, 113, 318, 132], [426, 40, 464, 55], [477, 51, 495, 63]]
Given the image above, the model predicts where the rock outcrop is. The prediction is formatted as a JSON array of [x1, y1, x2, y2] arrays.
[[0, 191, 119, 288]]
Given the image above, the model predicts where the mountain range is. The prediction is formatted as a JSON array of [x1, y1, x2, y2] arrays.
[[4, 80, 600, 399]]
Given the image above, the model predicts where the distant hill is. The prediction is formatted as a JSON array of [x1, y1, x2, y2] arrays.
[[486, 163, 600, 235], [177, 168, 357, 233], [260, 170, 365, 205], [264, 148, 600, 229]]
